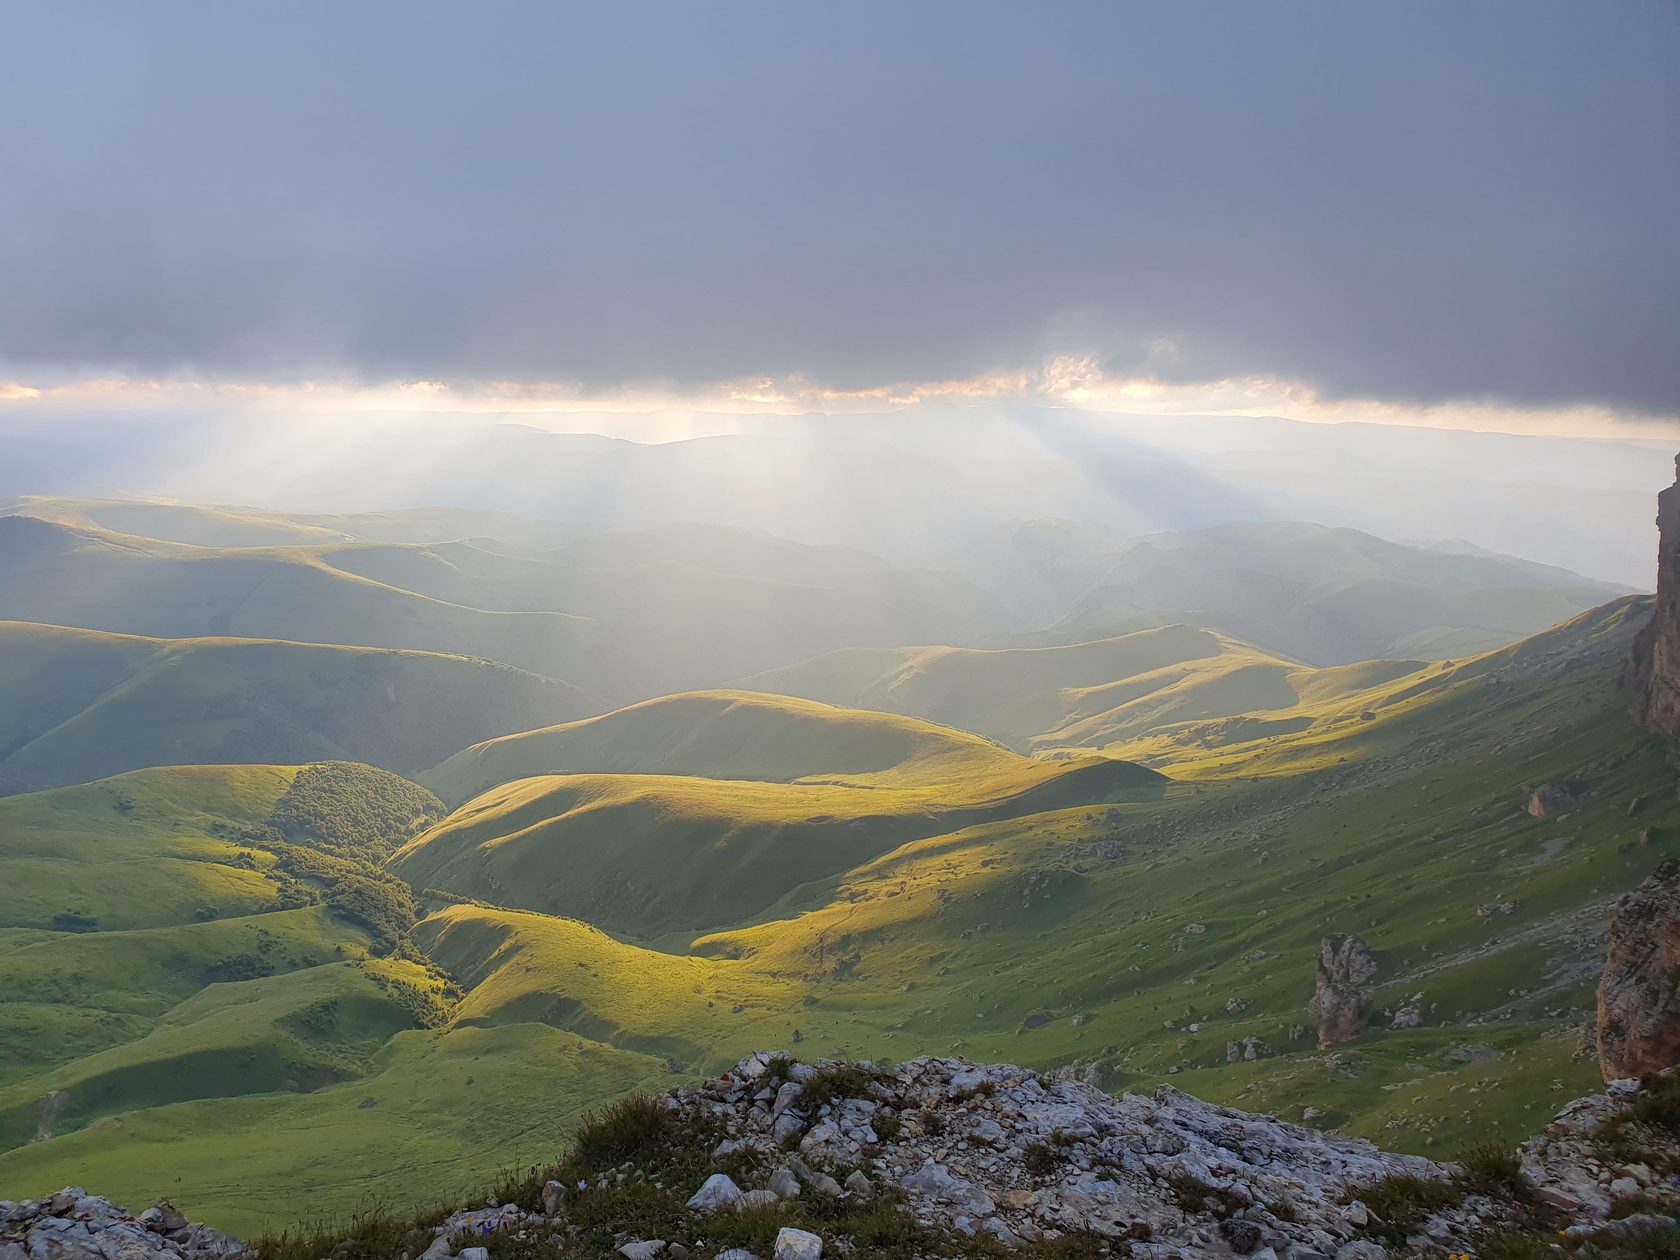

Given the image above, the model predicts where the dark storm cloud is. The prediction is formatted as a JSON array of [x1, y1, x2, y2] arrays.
[[2, 1, 1677, 412]]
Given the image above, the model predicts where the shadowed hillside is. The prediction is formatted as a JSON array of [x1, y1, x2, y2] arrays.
[[0, 622, 597, 795]]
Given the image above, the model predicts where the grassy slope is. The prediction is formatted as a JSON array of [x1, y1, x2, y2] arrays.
[[422, 688, 1043, 803], [0, 621, 595, 795], [0, 761, 482, 1230], [0, 1022, 668, 1238], [0, 958, 432, 1149], [0, 763, 298, 933], [398, 693, 1163, 936], [741, 625, 1419, 753]]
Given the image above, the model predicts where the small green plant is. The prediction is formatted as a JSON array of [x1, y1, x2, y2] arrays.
[[570, 1094, 674, 1167], [1162, 1170, 1245, 1218], [1022, 1140, 1059, 1176], [797, 1063, 879, 1110], [1453, 1143, 1529, 1200], [252, 1204, 434, 1260], [1344, 1173, 1462, 1242]]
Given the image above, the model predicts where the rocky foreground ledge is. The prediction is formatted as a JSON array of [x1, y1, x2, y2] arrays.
[[8, 1054, 1680, 1259]]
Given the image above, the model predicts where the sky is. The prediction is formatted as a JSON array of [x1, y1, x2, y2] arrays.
[[2, 2, 1678, 434]]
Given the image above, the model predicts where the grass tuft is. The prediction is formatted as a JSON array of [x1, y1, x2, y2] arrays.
[[797, 1063, 880, 1110], [570, 1094, 674, 1168]]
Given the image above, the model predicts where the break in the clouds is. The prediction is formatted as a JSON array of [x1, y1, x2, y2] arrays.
[[2, 1, 1677, 417]]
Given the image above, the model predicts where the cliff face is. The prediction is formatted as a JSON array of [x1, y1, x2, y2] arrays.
[[1598, 860, 1680, 1081], [1628, 455, 1680, 736]]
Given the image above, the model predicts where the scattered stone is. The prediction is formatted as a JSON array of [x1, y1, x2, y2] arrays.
[[772, 1227, 822, 1260], [686, 1173, 742, 1213], [617, 1243, 665, 1260], [767, 1168, 801, 1199]]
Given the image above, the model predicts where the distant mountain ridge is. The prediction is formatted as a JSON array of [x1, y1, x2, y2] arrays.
[[967, 518, 1628, 662], [0, 514, 1015, 706]]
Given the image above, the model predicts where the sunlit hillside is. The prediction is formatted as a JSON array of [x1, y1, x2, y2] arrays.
[[743, 624, 1428, 753], [400, 692, 1164, 937]]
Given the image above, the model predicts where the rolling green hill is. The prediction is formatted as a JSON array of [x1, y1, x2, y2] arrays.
[[741, 624, 1425, 753], [400, 691, 1164, 936], [0, 622, 596, 795], [423, 688, 1046, 803], [0, 759, 478, 1227]]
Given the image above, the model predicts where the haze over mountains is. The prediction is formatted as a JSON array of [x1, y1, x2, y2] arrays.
[[2, 407, 1669, 585]]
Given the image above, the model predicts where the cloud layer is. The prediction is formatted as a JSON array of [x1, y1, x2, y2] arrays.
[[2, 2, 1676, 415]]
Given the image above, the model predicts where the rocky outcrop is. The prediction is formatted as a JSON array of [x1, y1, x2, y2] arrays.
[[1518, 1073, 1680, 1232], [1307, 936, 1377, 1048], [17, 1053, 1680, 1259], [1598, 860, 1680, 1080], [0, 1189, 245, 1260], [1628, 454, 1680, 736], [1527, 781, 1589, 818], [691, 1052, 1446, 1256]]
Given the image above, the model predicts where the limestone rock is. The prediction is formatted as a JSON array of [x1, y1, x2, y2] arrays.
[[0, 1191, 245, 1260], [1307, 936, 1377, 1048], [1628, 454, 1680, 736], [1598, 860, 1680, 1080], [771, 1227, 822, 1260], [685, 1174, 742, 1213], [1527, 782, 1588, 818]]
